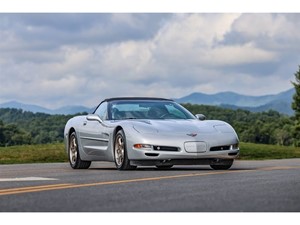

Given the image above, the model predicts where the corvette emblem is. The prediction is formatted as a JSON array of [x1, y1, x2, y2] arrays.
[[187, 133, 197, 137]]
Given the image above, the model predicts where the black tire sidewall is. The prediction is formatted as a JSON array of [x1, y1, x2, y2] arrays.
[[210, 159, 233, 170]]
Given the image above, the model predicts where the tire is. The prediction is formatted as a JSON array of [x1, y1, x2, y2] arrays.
[[210, 159, 233, 170], [156, 165, 173, 169], [114, 130, 136, 170], [68, 132, 91, 169]]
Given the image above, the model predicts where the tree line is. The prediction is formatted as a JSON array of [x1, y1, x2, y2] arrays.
[[0, 105, 297, 147], [0, 108, 75, 146], [183, 104, 295, 146]]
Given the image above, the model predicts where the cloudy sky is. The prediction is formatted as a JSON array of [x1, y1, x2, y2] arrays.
[[1, 13, 300, 109]]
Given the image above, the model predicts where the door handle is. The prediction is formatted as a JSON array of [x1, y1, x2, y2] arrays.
[[83, 121, 87, 126]]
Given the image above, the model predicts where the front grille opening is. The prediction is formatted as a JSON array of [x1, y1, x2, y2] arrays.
[[210, 145, 230, 151], [228, 152, 239, 156], [145, 153, 159, 157], [153, 146, 179, 151]]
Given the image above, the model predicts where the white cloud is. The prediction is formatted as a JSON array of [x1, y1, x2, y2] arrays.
[[155, 14, 240, 48], [44, 46, 94, 77], [0, 13, 299, 108], [149, 14, 278, 68], [201, 43, 278, 66], [101, 41, 153, 77], [239, 14, 292, 38], [232, 14, 300, 50]]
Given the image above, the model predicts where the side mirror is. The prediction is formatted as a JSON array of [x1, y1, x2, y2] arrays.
[[195, 114, 206, 121], [86, 114, 103, 123]]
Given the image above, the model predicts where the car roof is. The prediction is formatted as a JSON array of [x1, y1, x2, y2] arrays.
[[103, 97, 174, 102]]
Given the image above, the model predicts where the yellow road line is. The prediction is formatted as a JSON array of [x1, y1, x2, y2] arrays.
[[0, 183, 74, 195], [1, 165, 300, 196], [259, 166, 300, 171]]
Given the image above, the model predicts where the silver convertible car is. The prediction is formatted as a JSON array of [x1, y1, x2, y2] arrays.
[[64, 97, 239, 170]]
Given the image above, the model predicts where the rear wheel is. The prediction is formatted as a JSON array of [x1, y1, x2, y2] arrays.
[[114, 130, 136, 170], [210, 159, 233, 170], [68, 132, 91, 169]]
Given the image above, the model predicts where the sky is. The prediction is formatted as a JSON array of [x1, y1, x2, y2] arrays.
[[1, 12, 300, 109]]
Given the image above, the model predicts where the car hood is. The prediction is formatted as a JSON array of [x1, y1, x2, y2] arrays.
[[131, 119, 235, 134]]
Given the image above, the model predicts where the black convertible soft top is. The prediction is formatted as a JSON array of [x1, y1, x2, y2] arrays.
[[103, 97, 173, 102]]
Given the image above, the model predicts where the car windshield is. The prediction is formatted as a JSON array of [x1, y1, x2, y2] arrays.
[[109, 100, 195, 120]]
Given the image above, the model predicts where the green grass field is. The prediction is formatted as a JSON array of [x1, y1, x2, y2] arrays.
[[0, 142, 300, 164], [0, 143, 67, 164], [238, 142, 300, 160]]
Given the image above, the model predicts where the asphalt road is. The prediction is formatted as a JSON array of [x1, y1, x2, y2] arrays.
[[0, 159, 300, 212]]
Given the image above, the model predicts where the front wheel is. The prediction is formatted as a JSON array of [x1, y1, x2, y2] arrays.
[[210, 159, 233, 170], [68, 132, 91, 169], [114, 130, 136, 170]]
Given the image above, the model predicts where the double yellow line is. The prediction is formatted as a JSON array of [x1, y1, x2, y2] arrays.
[[1, 166, 300, 196], [0, 183, 74, 196]]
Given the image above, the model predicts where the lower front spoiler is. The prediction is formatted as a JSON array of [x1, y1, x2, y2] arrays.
[[130, 158, 234, 167]]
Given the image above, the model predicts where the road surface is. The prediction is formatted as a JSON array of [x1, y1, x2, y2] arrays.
[[0, 159, 300, 212]]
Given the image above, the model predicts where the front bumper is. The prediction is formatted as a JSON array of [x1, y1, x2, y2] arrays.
[[127, 128, 239, 165], [126, 132, 240, 162], [129, 147, 239, 160], [130, 157, 237, 166]]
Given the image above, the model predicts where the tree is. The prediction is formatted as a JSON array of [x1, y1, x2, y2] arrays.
[[291, 65, 300, 146], [0, 120, 4, 146]]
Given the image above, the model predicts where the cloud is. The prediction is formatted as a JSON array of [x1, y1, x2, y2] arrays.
[[202, 43, 278, 66], [0, 13, 299, 108]]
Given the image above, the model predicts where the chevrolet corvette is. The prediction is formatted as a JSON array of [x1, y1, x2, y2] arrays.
[[64, 97, 239, 170]]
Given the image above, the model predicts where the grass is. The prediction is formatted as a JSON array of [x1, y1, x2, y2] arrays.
[[0, 143, 67, 164], [238, 142, 300, 160], [0, 142, 300, 164]]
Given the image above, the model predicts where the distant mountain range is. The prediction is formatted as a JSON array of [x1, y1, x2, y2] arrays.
[[176, 88, 295, 115], [0, 101, 93, 115], [0, 88, 296, 115]]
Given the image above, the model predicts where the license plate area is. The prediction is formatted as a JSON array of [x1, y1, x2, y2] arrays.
[[184, 141, 207, 153]]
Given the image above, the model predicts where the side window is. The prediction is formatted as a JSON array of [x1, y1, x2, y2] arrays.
[[94, 102, 108, 120]]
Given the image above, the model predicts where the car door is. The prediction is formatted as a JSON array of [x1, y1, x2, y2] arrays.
[[79, 102, 110, 157]]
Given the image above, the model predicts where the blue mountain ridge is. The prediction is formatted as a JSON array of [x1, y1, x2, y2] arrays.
[[0, 101, 92, 115], [175, 88, 295, 115], [0, 88, 295, 115], [175, 89, 294, 107]]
